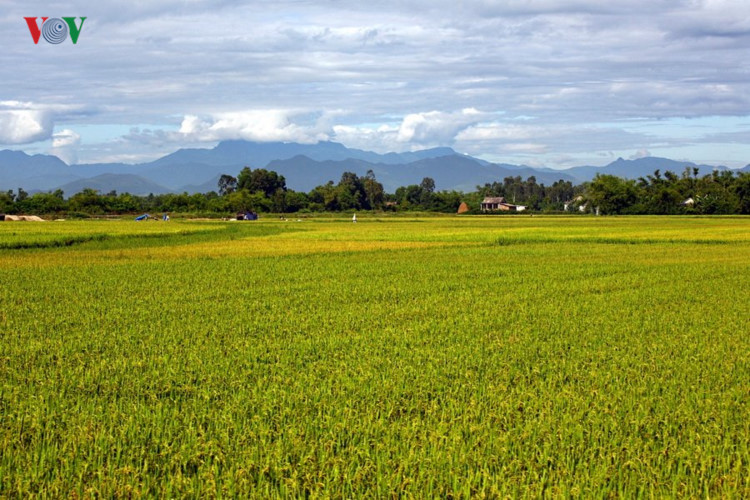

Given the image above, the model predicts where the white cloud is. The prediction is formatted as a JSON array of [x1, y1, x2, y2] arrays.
[[178, 115, 206, 136], [50, 129, 82, 165], [332, 124, 400, 152], [630, 149, 652, 160], [456, 123, 538, 141], [3, 0, 750, 168], [395, 108, 488, 145], [0, 109, 52, 144], [0, 101, 92, 147], [175, 108, 498, 151], [52, 129, 81, 149], [177, 110, 332, 144], [327, 109, 492, 152]]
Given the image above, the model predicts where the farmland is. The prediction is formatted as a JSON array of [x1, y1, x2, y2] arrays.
[[1, 216, 749, 497]]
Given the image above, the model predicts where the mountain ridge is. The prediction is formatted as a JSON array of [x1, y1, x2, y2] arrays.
[[56, 174, 172, 196], [0, 142, 744, 195]]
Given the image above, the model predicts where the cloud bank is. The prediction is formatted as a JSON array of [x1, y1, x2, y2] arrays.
[[0, 102, 53, 144], [2, 0, 750, 168]]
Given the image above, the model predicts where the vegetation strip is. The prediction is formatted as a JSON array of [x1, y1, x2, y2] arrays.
[[2, 164, 749, 217]]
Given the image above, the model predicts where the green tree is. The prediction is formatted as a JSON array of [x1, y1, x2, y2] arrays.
[[433, 190, 462, 212], [503, 176, 523, 203], [734, 173, 750, 214], [0, 190, 15, 213], [477, 181, 505, 198], [110, 193, 140, 213], [237, 167, 286, 197], [270, 188, 287, 213], [585, 174, 638, 215], [363, 170, 384, 210], [18, 191, 66, 214], [337, 172, 367, 210], [218, 174, 238, 196], [394, 184, 424, 208], [282, 190, 309, 213], [308, 181, 340, 211], [420, 177, 435, 194], [546, 180, 575, 209], [226, 190, 269, 213], [69, 188, 106, 214], [418, 177, 436, 209]]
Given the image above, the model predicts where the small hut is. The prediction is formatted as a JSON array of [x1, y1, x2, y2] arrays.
[[481, 197, 526, 212], [480, 197, 506, 211]]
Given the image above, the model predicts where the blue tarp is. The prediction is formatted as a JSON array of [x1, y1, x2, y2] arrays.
[[135, 214, 150, 221], [237, 212, 258, 221]]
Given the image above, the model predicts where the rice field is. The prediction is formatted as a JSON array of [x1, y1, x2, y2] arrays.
[[1, 216, 749, 497]]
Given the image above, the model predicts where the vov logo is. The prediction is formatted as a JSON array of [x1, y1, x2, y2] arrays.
[[24, 17, 86, 44]]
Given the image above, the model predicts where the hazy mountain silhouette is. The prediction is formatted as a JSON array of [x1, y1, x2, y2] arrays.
[[0, 141, 742, 196], [57, 174, 172, 196], [565, 157, 728, 181], [266, 154, 578, 192], [0, 150, 80, 191]]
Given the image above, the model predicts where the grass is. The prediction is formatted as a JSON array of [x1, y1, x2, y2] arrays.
[[1, 216, 749, 497]]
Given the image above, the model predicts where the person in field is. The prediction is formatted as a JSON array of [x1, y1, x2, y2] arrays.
[[352, 213, 357, 223]]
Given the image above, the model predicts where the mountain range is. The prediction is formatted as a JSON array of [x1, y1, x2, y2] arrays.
[[1, 140, 746, 196]]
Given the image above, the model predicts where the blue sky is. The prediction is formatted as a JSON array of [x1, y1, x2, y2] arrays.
[[2, 0, 749, 169]]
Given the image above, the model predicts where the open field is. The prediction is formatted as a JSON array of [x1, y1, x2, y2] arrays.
[[1, 216, 749, 497]]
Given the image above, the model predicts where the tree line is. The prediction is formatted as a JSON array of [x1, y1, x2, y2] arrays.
[[1, 165, 749, 216], [584, 168, 750, 215]]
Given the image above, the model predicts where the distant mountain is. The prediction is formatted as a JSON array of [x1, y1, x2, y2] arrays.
[[392, 155, 578, 192], [57, 174, 172, 196], [73, 141, 462, 191], [265, 155, 379, 191], [266, 154, 577, 192], [346, 146, 458, 165], [147, 140, 457, 169], [564, 157, 729, 183], [140, 162, 242, 190], [148, 140, 353, 169], [178, 174, 223, 194], [0, 140, 746, 196], [0, 149, 81, 191]]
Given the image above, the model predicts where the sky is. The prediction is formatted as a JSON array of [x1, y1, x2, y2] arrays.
[[1, 0, 750, 169]]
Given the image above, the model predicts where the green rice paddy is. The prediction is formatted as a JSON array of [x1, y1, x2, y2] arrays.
[[1, 216, 748, 497]]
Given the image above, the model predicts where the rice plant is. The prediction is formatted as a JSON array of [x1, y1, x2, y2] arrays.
[[1, 216, 748, 497]]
